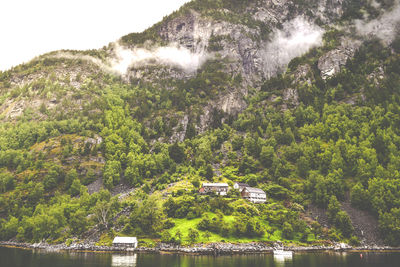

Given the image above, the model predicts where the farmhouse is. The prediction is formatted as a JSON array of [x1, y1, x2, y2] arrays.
[[241, 187, 266, 203], [199, 183, 229, 195], [112, 236, 138, 248], [233, 182, 249, 191]]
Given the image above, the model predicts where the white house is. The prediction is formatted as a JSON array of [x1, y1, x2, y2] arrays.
[[112, 236, 138, 248], [241, 187, 266, 203], [199, 183, 229, 195], [233, 182, 249, 191]]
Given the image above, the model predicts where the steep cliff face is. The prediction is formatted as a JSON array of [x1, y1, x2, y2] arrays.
[[107, 0, 351, 135], [122, 0, 346, 83]]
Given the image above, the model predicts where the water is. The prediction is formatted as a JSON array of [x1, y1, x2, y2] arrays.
[[1, 247, 400, 267]]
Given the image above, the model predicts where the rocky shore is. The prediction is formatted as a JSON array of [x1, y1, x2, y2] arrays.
[[1, 241, 399, 255]]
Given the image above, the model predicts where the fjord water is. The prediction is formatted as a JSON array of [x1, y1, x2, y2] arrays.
[[1, 247, 400, 267]]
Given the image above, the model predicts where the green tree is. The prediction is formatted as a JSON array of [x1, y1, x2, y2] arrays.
[[379, 208, 400, 246], [297, 156, 310, 178], [260, 146, 274, 168], [129, 194, 165, 235], [188, 228, 199, 243], [168, 143, 185, 163], [69, 178, 82, 196], [0, 172, 14, 193], [94, 195, 119, 230], [232, 135, 244, 151], [175, 229, 182, 241], [84, 168, 97, 185], [282, 222, 294, 239], [327, 195, 341, 223], [69, 209, 88, 235], [0, 216, 19, 240], [203, 231, 211, 241], [185, 122, 196, 139], [203, 164, 214, 179], [27, 183, 44, 205], [326, 196, 354, 237], [65, 169, 78, 191], [335, 211, 354, 237], [43, 171, 58, 190], [103, 160, 121, 189], [350, 183, 370, 210], [161, 231, 172, 243]]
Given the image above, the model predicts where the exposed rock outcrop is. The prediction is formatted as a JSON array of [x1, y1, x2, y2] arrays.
[[318, 37, 362, 79]]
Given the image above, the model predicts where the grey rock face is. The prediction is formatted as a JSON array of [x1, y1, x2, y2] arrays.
[[170, 114, 189, 143], [158, 9, 261, 81], [318, 37, 362, 80], [127, 0, 347, 85], [282, 88, 299, 109], [318, 48, 349, 79], [293, 64, 313, 85]]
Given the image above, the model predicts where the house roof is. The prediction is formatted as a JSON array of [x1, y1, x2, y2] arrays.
[[243, 187, 265, 194], [235, 182, 249, 187], [202, 183, 229, 187], [113, 236, 138, 244]]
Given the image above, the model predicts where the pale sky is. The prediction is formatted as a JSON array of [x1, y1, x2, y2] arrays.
[[0, 0, 191, 71]]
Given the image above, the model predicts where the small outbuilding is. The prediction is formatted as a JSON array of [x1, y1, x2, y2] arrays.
[[112, 236, 138, 248], [241, 187, 266, 203]]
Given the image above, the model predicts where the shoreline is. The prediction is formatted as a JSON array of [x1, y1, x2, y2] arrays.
[[1, 241, 400, 255]]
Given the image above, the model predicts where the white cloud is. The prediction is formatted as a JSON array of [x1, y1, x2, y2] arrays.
[[111, 44, 209, 74], [262, 17, 324, 77], [355, 1, 400, 44]]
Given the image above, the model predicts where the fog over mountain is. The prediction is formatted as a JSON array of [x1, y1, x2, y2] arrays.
[[355, 1, 400, 43]]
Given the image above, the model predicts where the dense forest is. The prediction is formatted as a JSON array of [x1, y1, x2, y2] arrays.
[[1, 0, 400, 247]]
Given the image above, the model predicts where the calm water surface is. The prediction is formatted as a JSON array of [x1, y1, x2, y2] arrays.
[[1, 247, 399, 267]]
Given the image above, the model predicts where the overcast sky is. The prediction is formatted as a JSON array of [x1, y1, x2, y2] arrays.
[[0, 0, 191, 71]]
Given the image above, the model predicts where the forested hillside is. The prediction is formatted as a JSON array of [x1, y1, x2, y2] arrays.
[[1, 0, 400, 247]]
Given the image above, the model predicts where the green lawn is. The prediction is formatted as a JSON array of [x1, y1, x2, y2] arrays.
[[168, 213, 279, 244], [166, 212, 317, 245]]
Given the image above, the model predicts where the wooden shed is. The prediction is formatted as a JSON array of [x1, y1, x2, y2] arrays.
[[112, 236, 138, 248]]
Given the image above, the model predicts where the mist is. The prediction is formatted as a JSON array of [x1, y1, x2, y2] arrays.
[[48, 52, 117, 74], [262, 17, 324, 77], [46, 43, 209, 77], [111, 44, 209, 75], [355, 1, 400, 44]]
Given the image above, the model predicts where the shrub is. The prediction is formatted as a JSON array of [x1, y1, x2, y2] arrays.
[[188, 228, 199, 243]]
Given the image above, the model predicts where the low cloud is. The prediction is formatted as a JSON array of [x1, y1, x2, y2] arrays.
[[111, 43, 209, 75], [46, 44, 209, 77], [355, 1, 400, 44], [262, 17, 324, 77]]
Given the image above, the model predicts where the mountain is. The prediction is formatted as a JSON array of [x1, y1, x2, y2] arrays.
[[1, 0, 400, 247]]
